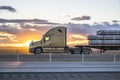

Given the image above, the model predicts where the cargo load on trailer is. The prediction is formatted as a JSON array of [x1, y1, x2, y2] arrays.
[[97, 30, 120, 35], [88, 30, 120, 45], [88, 35, 120, 40]]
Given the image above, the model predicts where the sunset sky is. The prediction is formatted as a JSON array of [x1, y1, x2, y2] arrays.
[[0, 0, 120, 47]]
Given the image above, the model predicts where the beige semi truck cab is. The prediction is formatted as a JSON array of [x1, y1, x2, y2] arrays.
[[29, 27, 67, 54]]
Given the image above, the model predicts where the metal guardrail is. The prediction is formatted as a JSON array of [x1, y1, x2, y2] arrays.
[[0, 48, 120, 62], [0, 62, 120, 72], [0, 53, 120, 62]]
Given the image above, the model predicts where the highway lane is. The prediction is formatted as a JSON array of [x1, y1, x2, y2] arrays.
[[0, 62, 120, 79], [0, 53, 120, 62], [1, 72, 120, 80], [0, 62, 120, 72]]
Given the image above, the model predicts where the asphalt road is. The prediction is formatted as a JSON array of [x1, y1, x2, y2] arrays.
[[0, 53, 120, 62], [0, 72, 120, 80]]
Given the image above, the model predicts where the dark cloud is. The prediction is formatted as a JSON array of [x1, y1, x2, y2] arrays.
[[66, 22, 120, 35], [0, 18, 58, 24], [0, 25, 21, 34], [0, 18, 59, 38], [71, 15, 91, 21], [0, 18, 59, 44], [0, 18, 59, 35], [112, 20, 120, 23], [102, 22, 111, 27], [0, 24, 54, 36], [0, 6, 16, 12]]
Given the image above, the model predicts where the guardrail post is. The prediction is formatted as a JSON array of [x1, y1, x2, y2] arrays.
[[17, 50, 19, 62], [49, 44, 52, 62], [114, 54, 116, 63], [82, 52, 84, 62], [49, 52, 52, 62]]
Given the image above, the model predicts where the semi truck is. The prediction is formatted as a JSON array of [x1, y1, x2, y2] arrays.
[[29, 27, 92, 54], [29, 27, 120, 54]]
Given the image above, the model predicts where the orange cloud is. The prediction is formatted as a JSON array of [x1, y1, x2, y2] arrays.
[[29, 28, 36, 31], [0, 32, 18, 43], [67, 34, 88, 46]]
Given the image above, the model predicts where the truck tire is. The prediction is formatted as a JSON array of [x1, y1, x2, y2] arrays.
[[34, 48, 42, 54], [70, 50, 75, 54]]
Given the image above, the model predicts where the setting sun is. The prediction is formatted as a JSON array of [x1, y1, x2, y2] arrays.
[[24, 40, 32, 47]]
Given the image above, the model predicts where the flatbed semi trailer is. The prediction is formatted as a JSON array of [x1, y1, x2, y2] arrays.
[[75, 45, 120, 53], [29, 27, 120, 54]]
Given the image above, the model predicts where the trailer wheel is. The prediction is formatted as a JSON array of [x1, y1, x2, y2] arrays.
[[70, 50, 75, 54], [34, 48, 42, 54]]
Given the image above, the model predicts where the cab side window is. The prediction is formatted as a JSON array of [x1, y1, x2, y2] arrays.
[[58, 29, 62, 33], [44, 36, 50, 43], [45, 36, 50, 41]]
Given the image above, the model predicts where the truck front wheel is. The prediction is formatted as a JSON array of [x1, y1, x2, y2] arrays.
[[34, 48, 42, 54]]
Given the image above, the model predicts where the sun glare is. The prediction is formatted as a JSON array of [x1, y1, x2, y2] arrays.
[[24, 40, 32, 47]]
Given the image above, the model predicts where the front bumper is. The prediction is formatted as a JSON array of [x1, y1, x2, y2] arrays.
[[29, 48, 34, 53]]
